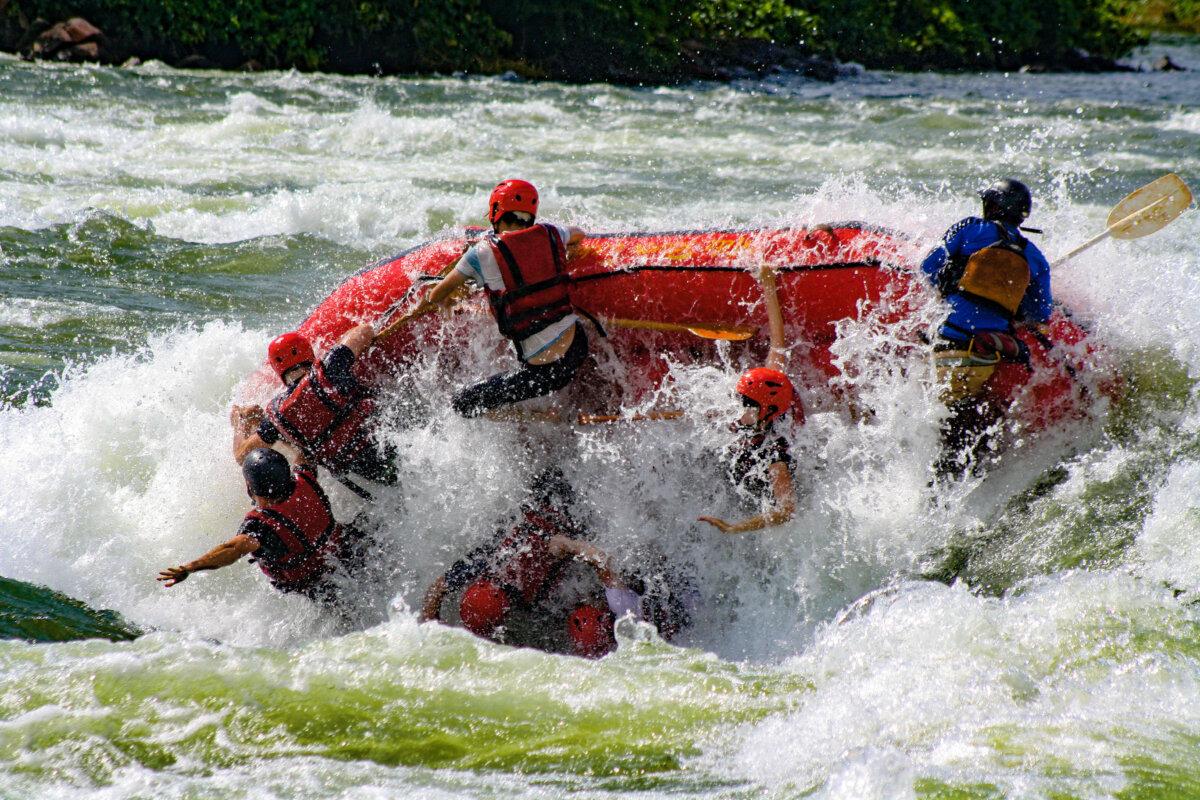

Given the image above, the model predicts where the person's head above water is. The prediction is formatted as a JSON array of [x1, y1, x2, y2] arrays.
[[459, 579, 511, 638], [267, 331, 314, 386], [566, 603, 616, 658], [488, 179, 539, 233], [242, 447, 294, 502], [736, 367, 795, 427], [980, 178, 1032, 225]]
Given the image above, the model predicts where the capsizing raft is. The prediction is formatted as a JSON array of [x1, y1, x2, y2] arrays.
[[270, 223, 1115, 434]]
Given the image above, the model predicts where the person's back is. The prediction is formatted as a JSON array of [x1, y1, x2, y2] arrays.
[[157, 449, 374, 620], [240, 461, 344, 596], [923, 217, 1053, 340], [921, 179, 1054, 342], [385, 179, 590, 418], [919, 179, 1055, 478], [233, 325, 397, 486]]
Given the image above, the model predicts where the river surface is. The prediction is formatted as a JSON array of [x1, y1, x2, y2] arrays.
[[0, 36, 1198, 799]]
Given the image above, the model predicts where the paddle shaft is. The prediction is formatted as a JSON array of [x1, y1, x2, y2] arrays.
[[604, 317, 754, 340]]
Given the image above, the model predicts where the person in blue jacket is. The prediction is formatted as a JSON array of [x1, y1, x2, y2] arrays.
[[920, 179, 1054, 478]]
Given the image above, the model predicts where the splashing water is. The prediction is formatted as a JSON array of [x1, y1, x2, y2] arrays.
[[0, 39, 1198, 798]]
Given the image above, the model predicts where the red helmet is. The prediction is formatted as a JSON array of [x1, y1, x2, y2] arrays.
[[487, 179, 539, 224], [736, 367, 796, 423], [459, 580, 511, 638], [267, 332, 314, 380], [566, 604, 616, 658]]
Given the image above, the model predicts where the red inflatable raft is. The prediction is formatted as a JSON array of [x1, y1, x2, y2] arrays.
[[286, 223, 1110, 432]]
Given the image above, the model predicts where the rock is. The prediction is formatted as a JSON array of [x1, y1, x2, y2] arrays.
[[25, 16, 105, 62], [62, 17, 101, 43], [677, 37, 848, 83], [176, 54, 214, 69], [1063, 47, 1137, 73], [15, 17, 51, 52], [797, 55, 841, 82], [238, 59, 264, 72], [1152, 55, 1185, 72], [120, 56, 142, 68], [60, 41, 99, 61]]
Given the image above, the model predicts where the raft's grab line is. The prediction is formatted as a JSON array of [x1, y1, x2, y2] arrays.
[[568, 260, 886, 285], [348, 220, 912, 288]]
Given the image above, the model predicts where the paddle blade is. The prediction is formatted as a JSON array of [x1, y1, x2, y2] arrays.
[[1106, 173, 1192, 240], [686, 326, 754, 341], [604, 317, 755, 341]]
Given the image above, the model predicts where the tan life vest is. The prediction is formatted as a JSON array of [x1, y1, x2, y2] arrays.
[[955, 226, 1030, 317]]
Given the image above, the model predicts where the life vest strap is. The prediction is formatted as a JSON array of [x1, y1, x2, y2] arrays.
[[489, 233, 527, 287]]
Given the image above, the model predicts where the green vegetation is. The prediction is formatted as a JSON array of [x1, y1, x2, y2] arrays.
[[0, 0, 1182, 80], [1120, 0, 1200, 31]]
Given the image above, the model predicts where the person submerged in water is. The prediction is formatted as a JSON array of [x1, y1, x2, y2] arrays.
[[920, 178, 1054, 479], [231, 322, 397, 492], [419, 468, 692, 657], [383, 179, 590, 418], [157, 448, 377, 617], [698, 367, 801, 534]]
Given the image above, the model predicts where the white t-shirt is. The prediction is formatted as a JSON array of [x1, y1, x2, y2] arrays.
[[454, 222, 578, 360]]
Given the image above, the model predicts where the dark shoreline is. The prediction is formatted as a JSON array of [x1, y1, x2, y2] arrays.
[[0, 1, 1191, 86]]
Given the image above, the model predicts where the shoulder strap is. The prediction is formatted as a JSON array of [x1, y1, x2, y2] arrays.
[[489, 231, 525, 287]]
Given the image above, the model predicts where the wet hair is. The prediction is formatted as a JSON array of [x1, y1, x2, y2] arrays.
[[496, 211, 535, 229]]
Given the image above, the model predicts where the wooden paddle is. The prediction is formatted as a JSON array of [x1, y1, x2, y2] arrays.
[[1054, 173, 1193, 267], [603, 317, 755, 341]]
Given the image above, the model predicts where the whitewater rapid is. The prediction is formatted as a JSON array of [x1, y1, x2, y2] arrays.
[[0, 40, 1198, 798]]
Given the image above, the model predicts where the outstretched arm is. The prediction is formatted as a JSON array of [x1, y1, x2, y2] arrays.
[[158, 534, 260, 587], [699, 462, 797, 534]]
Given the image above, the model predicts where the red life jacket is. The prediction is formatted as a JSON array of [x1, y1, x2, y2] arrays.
[[485, 224, 573, 358], [265, 358, 374, 475], [244, 469, 343, 592], [492, 505, 573, 605]]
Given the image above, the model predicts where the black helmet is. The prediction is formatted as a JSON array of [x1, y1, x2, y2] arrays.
[[242, 448, 294, 501], [979, 179, 1032, 224]]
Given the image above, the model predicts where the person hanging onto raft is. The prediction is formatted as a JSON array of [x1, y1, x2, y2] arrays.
[[699, 264, 801, 534], [231, 322, 397, 490], [698, 367, 801, 534], [382, 179, 589, 417], [157, 448, 376, 617], [920, 178, 1054, 479]]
